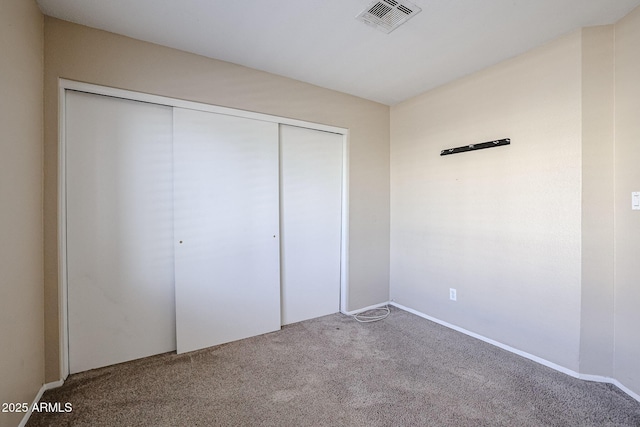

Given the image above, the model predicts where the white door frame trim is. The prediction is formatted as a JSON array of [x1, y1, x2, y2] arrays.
[[57, 78, 350, 380]]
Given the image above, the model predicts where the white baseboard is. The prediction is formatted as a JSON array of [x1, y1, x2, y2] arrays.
[[342, 301, 389, 316], [577, 373, 640, 402], [18, 379, 64, 427], [389, 301, 640, 404], [609, 379, 640, 402], [575, 374, 640, 402], [576, 373, 640, 401]]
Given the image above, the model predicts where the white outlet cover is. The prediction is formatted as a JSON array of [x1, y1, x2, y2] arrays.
[[632, 192, 640, 210], [449, 288, 457, 301]]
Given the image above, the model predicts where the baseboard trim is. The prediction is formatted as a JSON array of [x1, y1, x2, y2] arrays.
[[576, 374, 640, 402], [18, 379, 64, 427], [389, 301, 640, 403], [342, 301, 389, 316], [575, 374, 640, 401], [609, 379, 640, 402]]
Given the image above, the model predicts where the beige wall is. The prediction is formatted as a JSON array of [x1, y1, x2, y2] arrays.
[[43, 18, 390, 381], [390, 32, 584, 370], [579, 26, 615, 377], [0, 1, 44, 426], [390, 12, 640, 397], [614, 5, 640, 395]]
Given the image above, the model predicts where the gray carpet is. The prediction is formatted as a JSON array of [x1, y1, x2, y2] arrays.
[[28, 307, 640, 426]]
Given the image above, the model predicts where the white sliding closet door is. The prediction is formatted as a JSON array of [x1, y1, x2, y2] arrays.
[[280, 125, 343, 325], [173, 108, 281, 354], [66, 91, 175, 374]]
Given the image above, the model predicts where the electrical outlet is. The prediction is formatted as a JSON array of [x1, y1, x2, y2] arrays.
[[449, 288, 457, 301]]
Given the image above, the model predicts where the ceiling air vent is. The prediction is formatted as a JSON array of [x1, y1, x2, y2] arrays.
[[356, 0, 422, 34]]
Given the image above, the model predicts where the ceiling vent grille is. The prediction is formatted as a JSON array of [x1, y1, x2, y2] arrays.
[[356, 0, 422, 34]]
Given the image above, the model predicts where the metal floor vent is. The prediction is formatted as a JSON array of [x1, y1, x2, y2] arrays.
[[356, 0, 421, 34]]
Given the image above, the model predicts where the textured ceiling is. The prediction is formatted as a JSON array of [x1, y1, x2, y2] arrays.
[[37, 0, 640, 105]]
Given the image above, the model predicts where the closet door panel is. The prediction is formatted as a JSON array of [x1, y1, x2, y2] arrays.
[[173, 108, 281, 354], [66, 91, 175, 374], [280, 125, 343, 325]]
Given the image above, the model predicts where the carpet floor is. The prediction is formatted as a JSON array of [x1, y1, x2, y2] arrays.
[[28, 306, 640, 426]]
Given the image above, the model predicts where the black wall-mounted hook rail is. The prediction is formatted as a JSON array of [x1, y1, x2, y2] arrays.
[[440, 138, 510, 156]]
